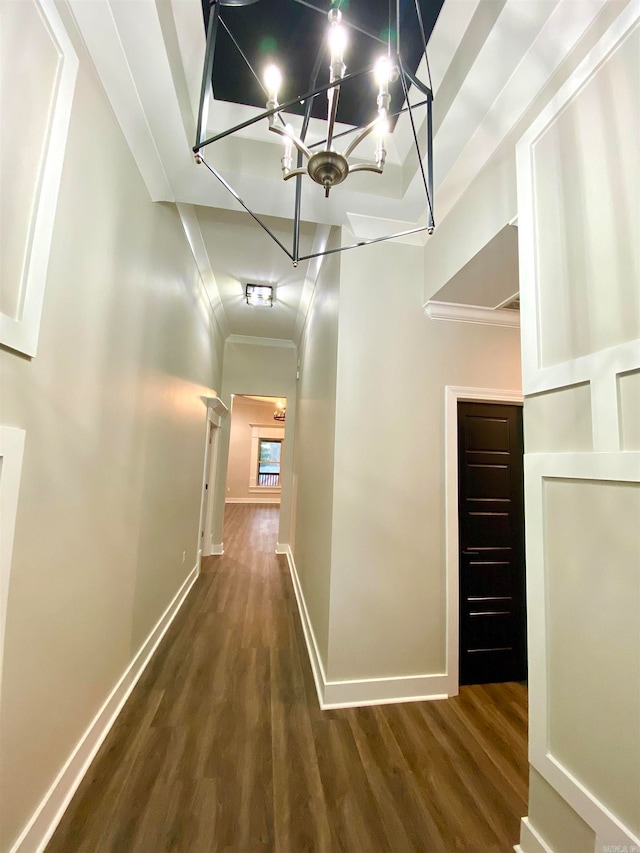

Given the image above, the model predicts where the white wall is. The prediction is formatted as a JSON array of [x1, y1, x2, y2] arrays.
[[0, 2, 224, 849], [423, 0, 632, 306], [213, 340, 298, 550], [288, 238, 521, 706], [517, 9, 639, 850], [328, 235, 522, 687], [226, 396, 285, 503], [290, 232, 341, 670]]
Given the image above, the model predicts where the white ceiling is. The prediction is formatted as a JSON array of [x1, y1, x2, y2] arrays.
[[67, 0, 615, 343], [432, 224, 519, 308], [193, 206, 317, 341]]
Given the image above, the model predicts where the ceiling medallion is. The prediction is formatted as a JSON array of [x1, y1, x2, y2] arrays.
[[194, 0, 435, 267]]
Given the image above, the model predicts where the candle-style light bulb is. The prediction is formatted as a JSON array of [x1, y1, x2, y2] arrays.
[[264, 64, 282, 102], [329, 24, 347, 65], [281, 123, 294, 176], [374, 57, 391, 143], [328, 8, 347, 81], [375, 57, 391, 93], [375, 116, 388, 169]]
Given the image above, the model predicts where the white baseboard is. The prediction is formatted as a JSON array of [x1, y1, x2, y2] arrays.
[[515, 817, 554, 853], [281, 545, 326, 708], [210, 542, 224, 556], [275, 542, 288, 555], [225, 498, 281, 505], [283, 545, 452, 710], [323, 674, 449, 709], [10, 563, 199, 853]]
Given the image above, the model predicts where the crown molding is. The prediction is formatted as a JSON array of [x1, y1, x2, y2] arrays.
[[225, 335, 297, 349], [201, 396, 229, 416], [425, 300, 520, 328], [176, 203, 230, 338]]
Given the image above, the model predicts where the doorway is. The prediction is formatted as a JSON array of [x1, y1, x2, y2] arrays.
[[221, 395, 287, 541], [199, 405, 224, 561], [457, 401, 526, 685]]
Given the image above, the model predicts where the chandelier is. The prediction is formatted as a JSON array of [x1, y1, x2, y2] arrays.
[[263, 8, 392, 198], [194, 0, 435, 266]]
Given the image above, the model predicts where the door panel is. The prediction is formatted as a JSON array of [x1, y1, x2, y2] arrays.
[[464, 416, 510, 452], [467, 511, 510, 546], [458, 401, 526, 685], [467, 463, 510, 499]]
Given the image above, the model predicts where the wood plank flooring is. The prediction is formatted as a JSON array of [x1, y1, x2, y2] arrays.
[[47, 504, 528, 852]]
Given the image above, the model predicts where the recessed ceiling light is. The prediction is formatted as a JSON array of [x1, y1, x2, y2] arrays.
[[245, 283, 273, 307]]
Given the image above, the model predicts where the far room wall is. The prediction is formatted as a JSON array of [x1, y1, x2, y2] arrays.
[[226, 396, 286, 504]]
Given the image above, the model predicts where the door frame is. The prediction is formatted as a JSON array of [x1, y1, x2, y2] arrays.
[[444, 386, 523, 696], [197, 397, 229, 564]]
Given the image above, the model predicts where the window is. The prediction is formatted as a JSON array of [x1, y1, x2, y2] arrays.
[[258, 439, 281, 486]]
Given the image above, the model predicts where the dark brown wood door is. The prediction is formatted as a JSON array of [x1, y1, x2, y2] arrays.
[[458, 402, 526, 685]]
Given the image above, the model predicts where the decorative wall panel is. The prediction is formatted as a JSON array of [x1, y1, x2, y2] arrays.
[[618, 369, 640, 450], [517, 6, 640, 850], [546, 478, 640, 837], [0, 0, 78, 357]]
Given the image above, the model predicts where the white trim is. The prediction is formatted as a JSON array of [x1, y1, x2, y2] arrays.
[[67, 0, 172, 202], [177, 204, 230, 339], [225, 497, 281, 505], [283, 545, 452, 710], [425, 301, 520, 329], [198, 408, 223, 560], [515, 818, 555, 853], [197, 414, 212, 563], [9, 563, 199, 853], [322, 676, 449, 710], [444, 387, 524, 697], [274, 542, 288, 555], [0, 426, 27, 720], [280, 545, 326, 709], [525, 452, 640, 848], [210, 543, 224, 556], [520, 339, 640, 399], [434, 0, 611, 225], [516, 4, 640, 397], [0, 0, 79, 357], [226, 334, 297, 349], [495, 292, 520, 310], [516, 11, 640, 850], [202, 395, 229, 418]]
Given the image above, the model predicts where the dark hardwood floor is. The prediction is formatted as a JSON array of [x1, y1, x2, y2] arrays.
[[47, 504, 528, 852]]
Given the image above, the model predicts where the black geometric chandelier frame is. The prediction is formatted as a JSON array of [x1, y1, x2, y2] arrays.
[[193, 0, 435, 267]]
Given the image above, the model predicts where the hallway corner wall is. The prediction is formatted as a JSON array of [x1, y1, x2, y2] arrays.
[[0, 3, 224, 849], [289, 230, 342, 677], [328, 233, 522, 691]]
